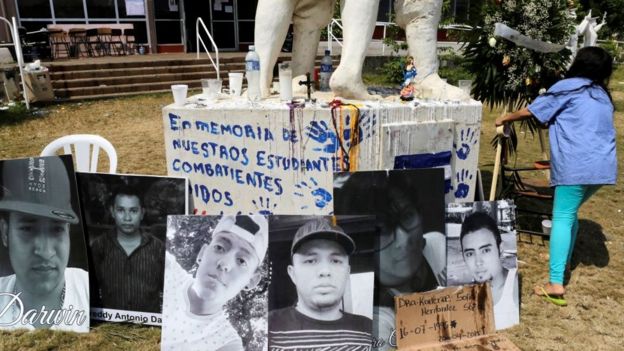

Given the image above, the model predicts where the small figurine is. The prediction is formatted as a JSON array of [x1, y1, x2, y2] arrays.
[[402, 56, 417, 87], [400, 56, 417, 101]]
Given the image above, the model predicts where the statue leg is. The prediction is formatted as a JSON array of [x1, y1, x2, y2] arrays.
[[255, 0, 296, 98], [330, 0, 380, 100], [291, 0, 335, 95], [395, 0, 469, 101]]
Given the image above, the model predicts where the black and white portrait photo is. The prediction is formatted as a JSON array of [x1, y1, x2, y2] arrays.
[[162, 215, 269, 351], [445, 200, 519, 330], [76, 173, 188, 325], [0, 155, 89, 332], [333, 169, 446, 351], [268, 215, 376, 351]]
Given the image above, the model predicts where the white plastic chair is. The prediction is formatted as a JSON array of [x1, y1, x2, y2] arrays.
[[40, 134, 118, 173]]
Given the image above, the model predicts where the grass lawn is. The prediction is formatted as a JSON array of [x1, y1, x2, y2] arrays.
[[0, 66, 623, 351]]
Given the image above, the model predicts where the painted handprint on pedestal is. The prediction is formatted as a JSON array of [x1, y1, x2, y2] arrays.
[[454, 169, 473, 199], [294, 177, 333, 211], [306, 120, 338, 153], [252, 196, 278, 215], [454, 127, 478, 160]]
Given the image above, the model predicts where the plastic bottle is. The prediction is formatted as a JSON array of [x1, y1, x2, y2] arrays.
[[245, 45, 261, 100], [319, 50, 333, 92]]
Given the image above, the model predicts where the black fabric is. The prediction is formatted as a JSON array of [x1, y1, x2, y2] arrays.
[[90, 230, 165, 313]]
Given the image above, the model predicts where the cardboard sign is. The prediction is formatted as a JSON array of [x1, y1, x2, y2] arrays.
[[395, 284, 495, 349]]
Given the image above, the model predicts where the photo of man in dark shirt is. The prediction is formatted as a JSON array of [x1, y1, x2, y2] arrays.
[[90, 186, 164, 313], [269, 217, 373, 351]]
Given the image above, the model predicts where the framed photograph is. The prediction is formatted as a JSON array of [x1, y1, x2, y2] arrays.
[[77, 173, 188, 325], [333, 169, 446, 350], [268, 215, 375, 350], [0, 155, 89, 332], [162, 215, 269, 351], [445, 200, 519, 330]]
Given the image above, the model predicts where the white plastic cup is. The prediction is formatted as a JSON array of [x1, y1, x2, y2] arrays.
[[229, 72, 243, 96], [278, 62, 293, 101], [541, 219, 552, 235], [171, 84, 188, 106], [458, 79, 472, 96], [202, 78, 222, 102]]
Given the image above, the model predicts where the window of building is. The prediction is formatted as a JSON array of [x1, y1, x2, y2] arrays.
[[86, 0, 117, 19], [53, 0, 86, 19], [17, 0, 52, 19]]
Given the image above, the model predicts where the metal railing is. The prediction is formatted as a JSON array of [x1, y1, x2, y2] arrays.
[[326, 20, 397, 56], [326, 19, 343, 55], [195, 17, 220, 80], [0, 16, 29, 109]]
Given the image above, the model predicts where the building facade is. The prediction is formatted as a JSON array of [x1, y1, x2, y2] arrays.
[[0, 0, 466, 53]]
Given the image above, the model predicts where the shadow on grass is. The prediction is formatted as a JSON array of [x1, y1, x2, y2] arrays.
[[0, 103, 48, 127], [571, 219, 610, 270]]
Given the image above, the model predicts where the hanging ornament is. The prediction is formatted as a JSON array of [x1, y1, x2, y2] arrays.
[[525, 77, 533, 86], [539, 88, 546, 95], [488, 37, 497, 47], [502, 55, 511, 66]]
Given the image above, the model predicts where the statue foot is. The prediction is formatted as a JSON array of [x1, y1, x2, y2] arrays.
[[330, 66, 379, 101], [416, 74, 471, 101]]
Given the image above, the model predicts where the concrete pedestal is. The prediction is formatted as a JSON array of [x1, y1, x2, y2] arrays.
[[163, 94, 482, 215]]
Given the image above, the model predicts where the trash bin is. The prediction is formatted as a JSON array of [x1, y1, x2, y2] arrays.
[[23, 66, 54, 103]]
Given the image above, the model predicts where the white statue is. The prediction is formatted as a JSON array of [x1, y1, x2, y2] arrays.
[[254, 0, 469, 101], [578, 10, 607, 48], [395, 0, 468, 101]]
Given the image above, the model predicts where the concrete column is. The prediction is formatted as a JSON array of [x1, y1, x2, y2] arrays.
[[145, 0, 157, 53]]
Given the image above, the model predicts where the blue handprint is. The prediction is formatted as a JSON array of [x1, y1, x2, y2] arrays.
[[294, 177, 333, 210], [252, 196, 278, 215], [306, 120, 338, 153], [454, 128, 478, 160], [454, 169, 473, 199]]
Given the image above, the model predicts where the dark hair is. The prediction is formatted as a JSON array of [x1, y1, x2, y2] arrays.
[[110, 185, 143, 208], [460, 212, 501, 251], [565, 46, 614, 103]]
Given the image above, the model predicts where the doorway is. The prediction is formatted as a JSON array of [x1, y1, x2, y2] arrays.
[[184, 0, 258, 52]]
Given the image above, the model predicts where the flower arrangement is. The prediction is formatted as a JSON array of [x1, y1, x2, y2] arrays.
[[463, 0, 575, 111]]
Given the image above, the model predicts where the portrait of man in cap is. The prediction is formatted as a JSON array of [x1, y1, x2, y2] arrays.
[[268, 216, 373, 351], [0, 156, 89, 332], [162, 215, 269, 351]]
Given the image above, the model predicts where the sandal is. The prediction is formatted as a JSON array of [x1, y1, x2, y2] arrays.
[[535, 286, 567, 306]]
